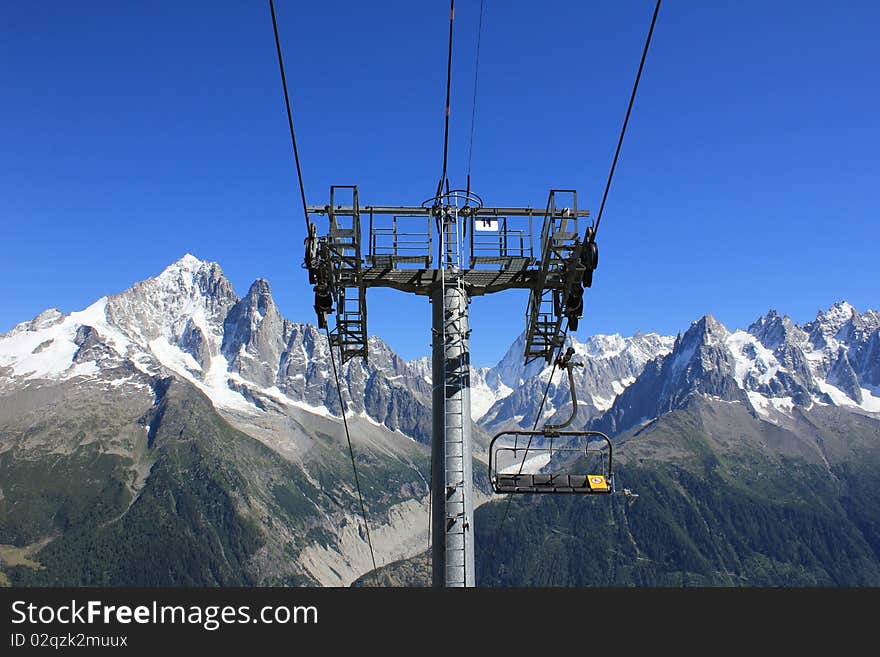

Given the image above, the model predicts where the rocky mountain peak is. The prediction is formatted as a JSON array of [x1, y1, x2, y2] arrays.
[[222, 278, 289, 388], [667, 315, 730, 373], [747, 309, 804, 350], [29, 308, 65, 331], [158, 255, 237, 309], [826, 300, 857, 321], [685, 314, 729, 343], [104, 255, 238, 348], [596, 315, 749, 436], [807, 301, 858, 349], [239, 278, 279, 325], [666, 315, 738, 394], [246, 277, 272, 299], [2, 308, 65, 338]]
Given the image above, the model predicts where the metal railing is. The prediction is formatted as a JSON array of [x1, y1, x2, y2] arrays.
[[469, 214, 534, 269], [368, 214, 432, 268]]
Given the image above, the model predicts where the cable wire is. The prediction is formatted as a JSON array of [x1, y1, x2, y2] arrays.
[[466, 0, 485, 184], [436, 0, 456, 199], [592, 0, 661, 238], [324, 326, 380, 586], [269, 0, 312, 232]]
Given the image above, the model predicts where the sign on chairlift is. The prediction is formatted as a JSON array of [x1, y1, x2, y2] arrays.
[[475, 217, 499, 231]]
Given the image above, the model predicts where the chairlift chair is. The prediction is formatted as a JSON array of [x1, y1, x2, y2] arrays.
[[489, 429, 614, 494], [487, 346, 632, 499]]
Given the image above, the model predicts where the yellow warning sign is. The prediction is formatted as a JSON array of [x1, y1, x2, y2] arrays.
[[587, 475, 609, 491]]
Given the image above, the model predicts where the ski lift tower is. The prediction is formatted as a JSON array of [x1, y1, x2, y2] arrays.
[[304, 186, 597, 587]]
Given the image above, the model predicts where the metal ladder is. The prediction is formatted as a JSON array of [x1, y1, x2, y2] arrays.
[[328, 186, 368, 363], [523, 190, 582, 364]]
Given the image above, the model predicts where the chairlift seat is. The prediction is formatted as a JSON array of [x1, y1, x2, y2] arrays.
[[493, 472, 612, 494]]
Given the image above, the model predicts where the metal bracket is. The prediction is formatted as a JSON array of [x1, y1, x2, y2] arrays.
[[619, 487, 640, 506], [543, 347, 584, 431]]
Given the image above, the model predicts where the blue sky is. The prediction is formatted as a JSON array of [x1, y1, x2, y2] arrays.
[[2, 1, 878, 366]]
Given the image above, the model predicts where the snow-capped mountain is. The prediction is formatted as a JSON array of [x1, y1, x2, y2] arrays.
[[0, 255, 433, 442], [3, 255, 876, 445], [476, 330, 675, 431], [0, 253, 702, 440], [407, 329, 674, 428], [597, 303, 880, 436], [735, 302, 880, 415]]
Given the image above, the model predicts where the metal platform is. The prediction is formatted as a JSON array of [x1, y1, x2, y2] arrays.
[[361, 267, 539, 296], [306, 187, 591, 309]]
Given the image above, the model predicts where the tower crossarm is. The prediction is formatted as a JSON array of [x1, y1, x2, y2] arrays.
[[305, 188, 594, 364], [306, 205, 590, 218]]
